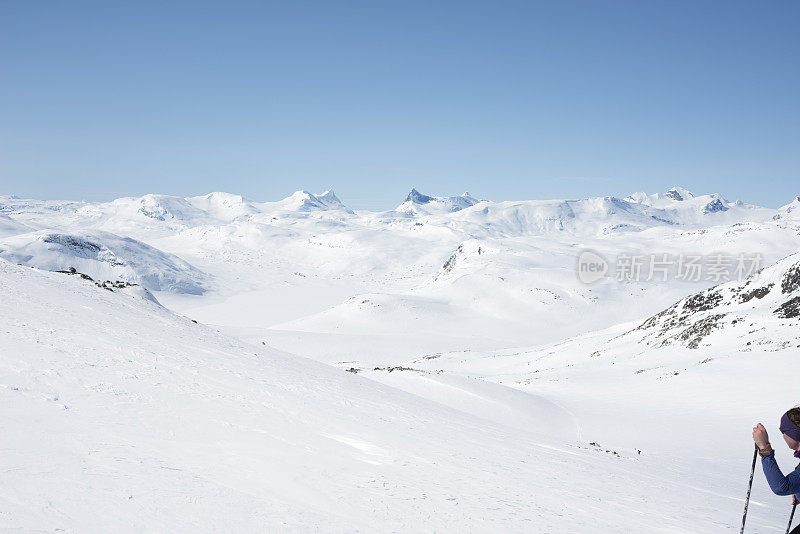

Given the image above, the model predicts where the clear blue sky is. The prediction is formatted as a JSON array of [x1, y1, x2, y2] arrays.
[[1, 1, 797, 209]]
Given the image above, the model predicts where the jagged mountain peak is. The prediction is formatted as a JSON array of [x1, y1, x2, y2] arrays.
[[619, 187, 752, 224], [702, 198, 729, 214], [288, 189, 314, 200], [624, 187, 698, 204], [782, 195, 800, 208], [664, 186, 695, 201], [277, 189, 353, 213], [398, 189, 480, 214], [405, 188, 434, 204], [317, 189, 343, 203]]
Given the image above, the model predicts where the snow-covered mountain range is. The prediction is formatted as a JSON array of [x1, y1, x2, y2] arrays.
[[1, 186, 799, 532], [1, 185, 798, 356]]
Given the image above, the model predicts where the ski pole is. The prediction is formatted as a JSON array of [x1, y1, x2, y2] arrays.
[[741, 444, 758, 534], [787, 501, 797, 534]]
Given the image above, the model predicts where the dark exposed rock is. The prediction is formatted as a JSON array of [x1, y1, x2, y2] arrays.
[[440, 246, 462, 274], [99, 280, 135, 289], [55, 267, 95, 282], [138, 206, 167, 221], [703, 199, 729, 214], [782, 262, 800, 294], [586, 442, 620, 457], [637, 295, 718, 335], [631, 254, 800, 351], [774, 296, 800, 319], [437, 244, 485, 280], [42, 234, 124, 266], [43, 234, 101, 255], [677, 314, 726, 349], [636, 303, 679, 331], [405, 188, 433, 204], [684, 291, 723, 312], [739, 284, 773, 303], [665, 189, 685, 201], [637, 290, 722, 332], [372, 366, 420, 373], [54, 268, 140, 293]]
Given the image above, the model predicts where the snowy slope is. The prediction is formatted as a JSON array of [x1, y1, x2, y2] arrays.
[[272, 221, 800, 359], [774, 196, 800, 221], [0, 214, 30, 237], [378, 251, 800, 446], [0, 258, 747, 533], [0, 230, 208, 294], [2, 184, 800, 533], [4, 186, 797, 362], [631, 252, 800, 350], [346, 254, 800, 533]]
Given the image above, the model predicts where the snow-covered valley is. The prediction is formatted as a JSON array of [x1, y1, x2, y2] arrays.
[[1, 187, 799, 532]]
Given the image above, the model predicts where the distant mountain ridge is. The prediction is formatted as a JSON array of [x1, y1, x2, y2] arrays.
[[0, 186, 796, 307], [395, 188, 481, 215], [1, 185, 793, 220], [0, 185, 795, 244], [271, 189, 354, 213]]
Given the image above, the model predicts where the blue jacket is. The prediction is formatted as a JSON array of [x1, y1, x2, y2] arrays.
[[761, 451, 800, 500]]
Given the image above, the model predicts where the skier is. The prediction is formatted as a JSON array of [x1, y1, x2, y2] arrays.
[[752, 406, 800, 533]]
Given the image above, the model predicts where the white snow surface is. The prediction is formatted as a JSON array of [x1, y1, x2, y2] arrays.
[[0, 230, 208, 294], [1, 186, 799, 532], [775, 196, 800, 221]]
